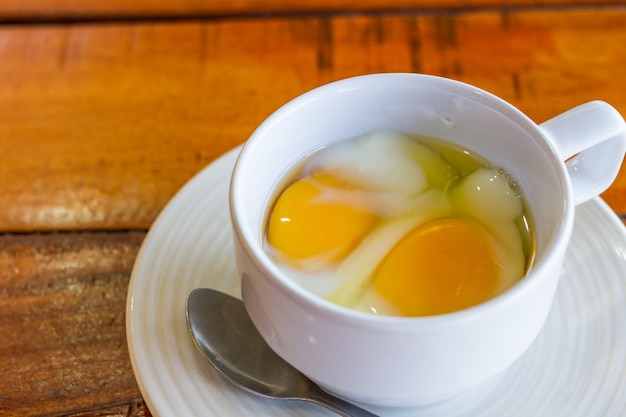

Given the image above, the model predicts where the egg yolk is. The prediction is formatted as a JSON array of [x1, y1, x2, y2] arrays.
[[373, 218, 499, 316], [267, 176, 378, 269]]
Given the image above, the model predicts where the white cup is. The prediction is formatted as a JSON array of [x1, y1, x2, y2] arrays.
[[229, 73, 626, 406]]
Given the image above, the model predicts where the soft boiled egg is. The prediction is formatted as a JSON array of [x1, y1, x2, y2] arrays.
[[265, 130, 530, 317], [369, 168, 527, 316], [267, 130, 436, 270], [329, 168, 528, 317], [373, 217, 505, 316], [267, 175, 379, 270]]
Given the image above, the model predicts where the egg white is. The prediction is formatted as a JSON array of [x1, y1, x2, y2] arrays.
[[304, 130, 428, 197]]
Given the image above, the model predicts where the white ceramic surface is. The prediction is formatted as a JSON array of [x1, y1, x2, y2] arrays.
[[229, 74, 626, 405], [127, 146, 626, 417]]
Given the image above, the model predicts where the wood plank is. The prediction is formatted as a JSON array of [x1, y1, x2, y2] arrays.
[[1, 9, 626, 232], [0, 0, 624, 21], [0, 231, 145, 417], [63, 401, 151, 417]]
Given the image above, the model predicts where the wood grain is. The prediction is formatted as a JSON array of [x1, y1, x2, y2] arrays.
[[0, 231, 146, 417], [0, 0, 624, 21], [1, 8, 625, 232]]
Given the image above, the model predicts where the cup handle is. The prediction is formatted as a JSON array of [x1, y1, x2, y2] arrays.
[[539, 101, 626, 205]]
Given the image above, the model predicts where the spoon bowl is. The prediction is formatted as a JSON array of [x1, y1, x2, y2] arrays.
[[186, 288, 379, 417]]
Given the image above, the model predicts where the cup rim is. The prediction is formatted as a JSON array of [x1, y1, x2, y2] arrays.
[[230, 72, 575, 329]]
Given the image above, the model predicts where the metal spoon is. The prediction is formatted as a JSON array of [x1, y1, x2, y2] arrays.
[[186, 288, 380, 417]]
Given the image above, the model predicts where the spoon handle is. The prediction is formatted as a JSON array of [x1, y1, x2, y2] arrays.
[[306, 385, 380, 417]]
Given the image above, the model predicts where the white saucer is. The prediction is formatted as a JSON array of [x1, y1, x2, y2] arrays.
[[126, 146, 626, 417]]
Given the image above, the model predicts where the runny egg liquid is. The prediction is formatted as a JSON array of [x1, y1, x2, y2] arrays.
[[264, 130, 535, 317]]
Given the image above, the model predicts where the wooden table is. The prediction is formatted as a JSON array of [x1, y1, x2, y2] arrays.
[[1, 1, 625, 416]]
